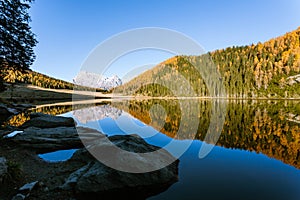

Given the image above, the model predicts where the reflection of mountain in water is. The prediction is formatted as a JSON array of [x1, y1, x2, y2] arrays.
[[113, 99, 300, 169], [72, 105, 122, 123], [4, 100, 300, 170]]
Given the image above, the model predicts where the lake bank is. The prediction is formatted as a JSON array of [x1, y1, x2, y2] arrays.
[[0, 83, 113, 105], [2, 83, 300, 107]]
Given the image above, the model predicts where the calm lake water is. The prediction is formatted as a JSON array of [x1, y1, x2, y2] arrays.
[[7, 99, 300, 200]]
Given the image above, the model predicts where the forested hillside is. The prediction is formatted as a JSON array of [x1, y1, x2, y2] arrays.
[[1, 68, 73, 89], [0, 68, 107, 92], [115, 27, 300, 98]]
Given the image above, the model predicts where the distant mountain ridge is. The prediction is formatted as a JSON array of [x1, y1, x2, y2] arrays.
[[73, 71, 122, 90], [114, 27, 300, 98]]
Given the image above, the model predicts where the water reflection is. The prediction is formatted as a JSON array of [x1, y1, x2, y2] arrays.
[[38, 149, 78, 162], [111, 99, 300, 169], [3, 99, 300, 199], [72, 105, 122, 123], [3, 99, 300, 170]]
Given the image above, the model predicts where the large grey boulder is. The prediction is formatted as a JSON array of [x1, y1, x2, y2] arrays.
[[0, 157, 8, 183], [63, 134, 179, 199], [8, 126, 103, 153], [21, 113, 76, 129]]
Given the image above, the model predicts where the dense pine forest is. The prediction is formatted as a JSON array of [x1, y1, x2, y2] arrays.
[[115, 27, 300, 98]]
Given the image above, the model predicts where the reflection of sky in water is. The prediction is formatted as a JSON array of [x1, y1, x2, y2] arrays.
[[45, 107, 300, 199], [38, 149, 77, 162]]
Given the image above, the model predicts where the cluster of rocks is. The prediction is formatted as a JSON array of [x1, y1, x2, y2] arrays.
[[2, 113, 179, 199]]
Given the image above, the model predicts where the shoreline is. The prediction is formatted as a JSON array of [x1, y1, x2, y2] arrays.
[[1, 84, 300, 106]]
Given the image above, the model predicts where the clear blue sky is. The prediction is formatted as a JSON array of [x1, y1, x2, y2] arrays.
[[29, 0, 300, 82]]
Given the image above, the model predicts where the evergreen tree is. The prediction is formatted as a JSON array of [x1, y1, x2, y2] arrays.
[[0, 0, 37, 70]]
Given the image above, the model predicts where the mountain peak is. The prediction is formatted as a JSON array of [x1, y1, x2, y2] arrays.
[[73, 71, 122, 90]]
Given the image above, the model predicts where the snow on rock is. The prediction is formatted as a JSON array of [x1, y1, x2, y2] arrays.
[[73, 71, 122, 90]]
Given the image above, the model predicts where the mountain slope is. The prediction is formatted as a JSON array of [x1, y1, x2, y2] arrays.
[[0, 68, 108, 92], [114, 27, 300, 98]]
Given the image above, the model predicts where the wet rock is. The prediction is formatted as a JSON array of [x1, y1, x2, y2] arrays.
[[21, 113, 76, 129], [63, 134, 179, 199]]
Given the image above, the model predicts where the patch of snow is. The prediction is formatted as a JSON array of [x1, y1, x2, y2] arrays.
[[73, 71, 122, 90]]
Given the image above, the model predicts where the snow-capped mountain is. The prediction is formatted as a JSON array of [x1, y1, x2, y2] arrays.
[[73, 71, 122, 90]]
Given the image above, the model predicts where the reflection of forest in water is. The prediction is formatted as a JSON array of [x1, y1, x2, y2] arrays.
[[2, 102, 112, 127], [112, 99, 300, 169], [4, 99, 300, 169]]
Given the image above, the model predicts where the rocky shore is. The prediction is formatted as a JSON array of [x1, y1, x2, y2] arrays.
[[0, 110, 179, 200]]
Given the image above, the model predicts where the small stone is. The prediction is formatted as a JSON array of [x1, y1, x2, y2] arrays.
[[43, 187, 49, 192], [19, 181, 39, 193]]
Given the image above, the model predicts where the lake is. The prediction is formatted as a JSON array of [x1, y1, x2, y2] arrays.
[[5, 99, 300, 200]]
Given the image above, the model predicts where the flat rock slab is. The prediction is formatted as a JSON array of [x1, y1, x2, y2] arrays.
[[21, 113, 76, 129], [8, 126, 104, 153]]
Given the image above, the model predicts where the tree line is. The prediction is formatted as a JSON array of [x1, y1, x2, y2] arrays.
[[115, 27, 300, 98]]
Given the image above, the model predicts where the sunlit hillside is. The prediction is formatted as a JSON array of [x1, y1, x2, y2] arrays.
[[115, 27, 300, 98], [0, 68, 107, 92]]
